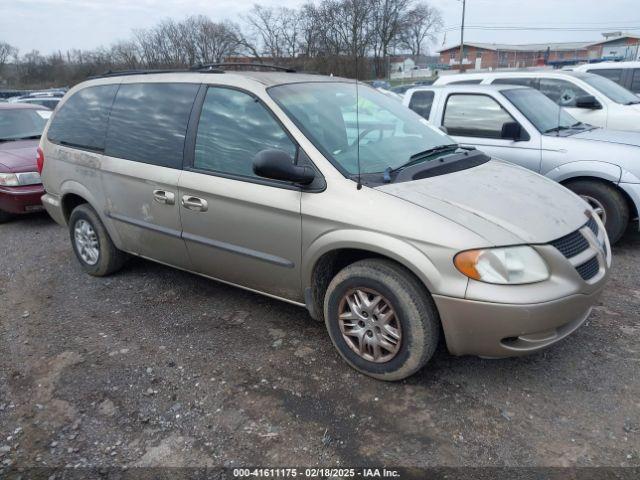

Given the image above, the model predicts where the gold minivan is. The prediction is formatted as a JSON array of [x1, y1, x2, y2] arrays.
[[39, 66, 611, 380]]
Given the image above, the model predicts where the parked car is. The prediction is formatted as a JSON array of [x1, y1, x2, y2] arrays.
[[390, 84, 418, 95], [404, 84, 640, 242], [370, 80, 391, 90], [0, 103, 51, 222], [15, 97, 60, 109], [39, 70, 610, 380], [434, 71, 640, 131], [573, 61, 640, 95]]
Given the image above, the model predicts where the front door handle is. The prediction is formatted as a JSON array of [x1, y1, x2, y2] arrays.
[[181, 195, 208, 212], [153, 189, 175, 205]]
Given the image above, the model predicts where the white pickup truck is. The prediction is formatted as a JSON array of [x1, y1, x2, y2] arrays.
[[403, 84, 640, 243]]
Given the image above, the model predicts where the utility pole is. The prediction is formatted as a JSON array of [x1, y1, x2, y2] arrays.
[[458, 0, 466, 72]]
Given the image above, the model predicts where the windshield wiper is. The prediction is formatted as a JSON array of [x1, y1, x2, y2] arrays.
[[544, 125, 572, 134], [0, 135, 41, 142], [625, 100, 640, 105], [383, 144, 460, 182]]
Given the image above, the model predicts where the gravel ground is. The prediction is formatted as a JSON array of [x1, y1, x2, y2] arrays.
[[1, 213, 639, 474]]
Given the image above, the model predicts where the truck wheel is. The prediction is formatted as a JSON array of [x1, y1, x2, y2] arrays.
[[565, 180, 629, 244], [324, 259, 440, 381], [69, 204, 127, 276]]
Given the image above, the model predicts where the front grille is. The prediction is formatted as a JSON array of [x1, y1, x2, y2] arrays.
[[576, 256, 600, 281], [549, 229, 589, 259], [586, 217, 598, 236]]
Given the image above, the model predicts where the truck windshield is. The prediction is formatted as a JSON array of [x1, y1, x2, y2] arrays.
[[268, 82, 455, 175], [502, 88, 579, 134]]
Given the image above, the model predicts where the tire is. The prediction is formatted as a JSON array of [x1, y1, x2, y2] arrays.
[[323, 259, 440, 381], [0, 209, 12, 223], [68, 204, 127, 276], [565, 179, 629, 244]]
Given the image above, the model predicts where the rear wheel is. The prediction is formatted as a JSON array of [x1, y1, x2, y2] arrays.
[[323, 259, 440, 381], [69, 204, 127, 276], [565, 179, 629, 244]]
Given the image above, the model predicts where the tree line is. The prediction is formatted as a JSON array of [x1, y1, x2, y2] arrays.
[[0, 0, 442, 89]]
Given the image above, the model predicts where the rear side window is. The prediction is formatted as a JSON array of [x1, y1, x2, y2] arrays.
[[47, 85, 118, 151], [105, 83, 199, 168], [587, 68, 623, 84], [408, 91, 435, 120], [631, 69, 640, 94], [492, 77, 537, 88], [193, 87, 296, 179]]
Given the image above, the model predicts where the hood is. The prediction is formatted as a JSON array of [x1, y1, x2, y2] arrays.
[[543, 128, 640, 179], [570, 128, 640, 147], [376, 160, 589, 245], [0, 140, 39, 172]]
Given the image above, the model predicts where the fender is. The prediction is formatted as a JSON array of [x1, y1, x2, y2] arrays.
[[302, 229, 468, 300], [60, 180, 125, 249], [543, 160, 622, 184]]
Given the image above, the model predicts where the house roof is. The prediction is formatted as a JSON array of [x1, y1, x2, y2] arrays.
[[438, 41, 594, 53], [588, 33, 640, 46]]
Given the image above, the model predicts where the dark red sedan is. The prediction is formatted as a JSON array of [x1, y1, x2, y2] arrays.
[[0, 103, 51, 222]]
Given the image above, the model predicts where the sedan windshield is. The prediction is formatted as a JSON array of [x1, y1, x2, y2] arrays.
[[268, 82, 455, 174], [0, 109, 49, 141], [576, 73, 640, 104], [502, 88, 580, 133]]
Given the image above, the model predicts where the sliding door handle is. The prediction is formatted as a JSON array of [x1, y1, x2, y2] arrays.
[[181, 195, 208, 212], [153, 189, 175, 205]]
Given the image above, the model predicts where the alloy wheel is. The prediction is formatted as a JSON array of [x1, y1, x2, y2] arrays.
[[74, 219, 100, 265], [337, 288, 402, 363]]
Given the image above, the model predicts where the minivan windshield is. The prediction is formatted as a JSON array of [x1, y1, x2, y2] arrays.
[[0, 108, 49, 142], [502, 88, 581, 134], [268, 82, 456, 174], [576, 73, 640, 104]]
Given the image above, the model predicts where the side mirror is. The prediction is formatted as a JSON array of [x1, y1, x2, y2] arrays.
[[253, 149, 315, 185], [575, 95, 602, 109], [501, 121, 523, 141]]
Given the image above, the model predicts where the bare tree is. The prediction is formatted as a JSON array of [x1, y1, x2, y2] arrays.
[[399, 2, 442, 58], [0, 41, 18, 72], [371, 0, 411, 77]]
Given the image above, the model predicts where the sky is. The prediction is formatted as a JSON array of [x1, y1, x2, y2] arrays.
[[1, 0, 639, 55]]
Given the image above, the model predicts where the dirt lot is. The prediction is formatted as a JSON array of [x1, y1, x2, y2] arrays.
[[1, 213, 639, 474]]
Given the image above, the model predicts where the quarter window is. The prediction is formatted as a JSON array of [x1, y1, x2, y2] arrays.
[[443, 94, 515, 138], [538, 78, 589, 107], [408, 91, 435, 120], [194, 87, 296, 179], [47, 85, 118, 151], [105, 83, 199, 168]]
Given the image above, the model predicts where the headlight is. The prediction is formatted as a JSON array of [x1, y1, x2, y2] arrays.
[[454, 246, 549, 285], [0, 172, 41, 187]]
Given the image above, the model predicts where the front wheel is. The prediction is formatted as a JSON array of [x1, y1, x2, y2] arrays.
[[323, 259, 440, 381], [565, 179, 629, 244]]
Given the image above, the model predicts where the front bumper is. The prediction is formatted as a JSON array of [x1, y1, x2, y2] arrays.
[[0, 184, 45, 214], [433, 287, 604, 357]]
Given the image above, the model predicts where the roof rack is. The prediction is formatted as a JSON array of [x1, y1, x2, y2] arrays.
[[89, 63, 295, 80], [191, 63, 296, 73]]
